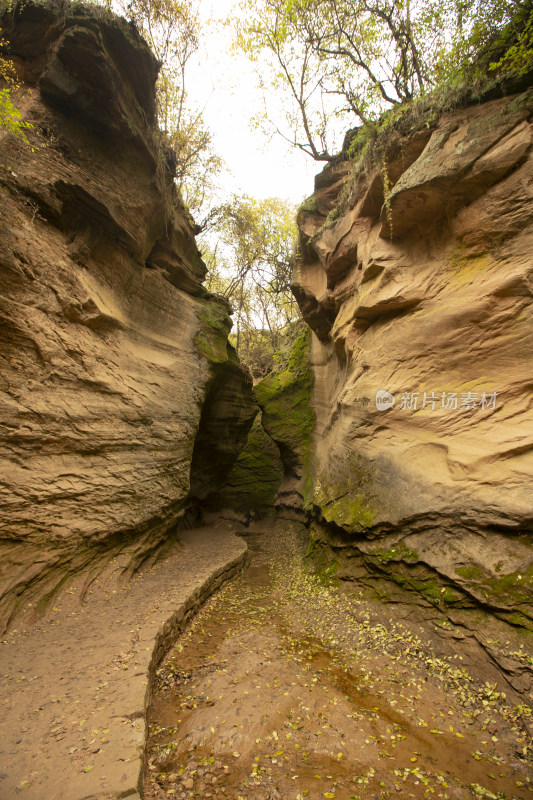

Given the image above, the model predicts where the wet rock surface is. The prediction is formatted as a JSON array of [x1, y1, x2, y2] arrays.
[[206, 415, 284, 518], [144, 522, 532, 800], [255, 328, 315, 514]]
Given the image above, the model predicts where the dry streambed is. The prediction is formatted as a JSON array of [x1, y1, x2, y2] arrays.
[[144, 523, 532, 800]]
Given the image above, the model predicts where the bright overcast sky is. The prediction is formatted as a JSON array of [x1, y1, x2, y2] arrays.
[[187, 0, 319, 207]]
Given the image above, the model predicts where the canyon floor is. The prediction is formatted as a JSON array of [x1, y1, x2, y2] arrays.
[[0, 520, 531, 800], [0, 527, 247, 800], [144, 522, 532, 800]]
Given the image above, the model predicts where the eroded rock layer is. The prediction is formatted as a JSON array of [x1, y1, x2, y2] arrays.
[[294, 90, 533, 693], [0, 0, 255, 632]]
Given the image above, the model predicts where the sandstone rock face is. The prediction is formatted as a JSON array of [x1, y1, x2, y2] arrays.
[[294, 91, 533, 692], [189, 341, 258, 503], [0, 1, 255, 632], [204, 332, 315, 521]]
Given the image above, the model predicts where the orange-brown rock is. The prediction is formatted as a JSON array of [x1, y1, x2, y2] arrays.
[[294, 90, 533, 692], [0, 1, 255, 632]]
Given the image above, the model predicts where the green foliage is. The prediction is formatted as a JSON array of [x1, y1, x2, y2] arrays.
[[235, 0, 533, 162], [489, 6, 533, 74], [0, 32, 33, 144], [0, 87, 32, 142], [202, 195, 300, 379], [437, 0, 533, 82], [234, 0, 461, 160], [228, 328, 269, 376], [110, 0, 221, 218]]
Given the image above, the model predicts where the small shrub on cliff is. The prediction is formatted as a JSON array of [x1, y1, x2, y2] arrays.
[[0, 32, 33, 144], [0, 87, 30, 141]]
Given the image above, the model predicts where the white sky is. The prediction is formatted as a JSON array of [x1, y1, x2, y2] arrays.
[[187, 0, 318, 207]]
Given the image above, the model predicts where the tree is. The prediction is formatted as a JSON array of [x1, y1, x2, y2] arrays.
[[489, 5, 533, 74], [447, 0, 533, 79], [202, 196, 300, 378], [235, 0, 339, 161], [235, 0, 533, 162], [119, 0, 222, 216]]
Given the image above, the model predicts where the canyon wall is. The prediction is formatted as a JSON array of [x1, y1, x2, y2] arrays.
[[0, 0, 255, 632], [204, 414, 283, 519], [293, 89, 533, 692], [255, 327, 315, 515]]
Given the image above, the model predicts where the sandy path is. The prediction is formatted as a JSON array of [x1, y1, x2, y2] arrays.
[[0, 526, 247, 800]]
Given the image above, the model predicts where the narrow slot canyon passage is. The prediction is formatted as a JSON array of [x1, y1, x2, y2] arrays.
[[143, 522, 531, 800], [1, 2, 532, 798]]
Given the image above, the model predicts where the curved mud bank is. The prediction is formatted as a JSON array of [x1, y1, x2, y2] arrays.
[[0, 526, 247, 800], [144, 522, 532, 800]]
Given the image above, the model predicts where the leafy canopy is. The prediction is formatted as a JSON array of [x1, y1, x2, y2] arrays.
[[202, 196, 300, 378], [235, 0, 533, 161]]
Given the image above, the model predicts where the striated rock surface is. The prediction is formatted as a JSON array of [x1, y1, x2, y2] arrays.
[[189, 336, 258, 503], [204, 328, 315, 521], [0, 0, 255, 632], [294, 90, 533, 692]]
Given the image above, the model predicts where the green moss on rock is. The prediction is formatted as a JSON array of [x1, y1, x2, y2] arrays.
[[454, 562, 533, 627], [456, 564, 486, 581], [373, 542, 420, 563], [311, 452, 378, 533], [195, 296, 232, 364], [255, 327, 315, 481], [319, 492, 378, 530], [190, 299, 258, 502], [212, 415, 283, 517], [298, 194, 320, 215]]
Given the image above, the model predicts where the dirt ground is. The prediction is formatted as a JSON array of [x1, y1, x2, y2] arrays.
[[0, 526, 247, 800], [144, 521, 532, 800]]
